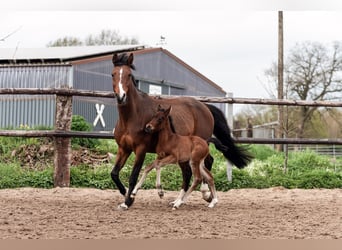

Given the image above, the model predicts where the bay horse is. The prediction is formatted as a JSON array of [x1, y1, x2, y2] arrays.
[[111, 52, 252, 210], [132, 105, 222, 209]]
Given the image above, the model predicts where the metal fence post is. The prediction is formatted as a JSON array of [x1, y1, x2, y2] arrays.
[[53, 90, 73, 187], [226, 92, 233, 182]]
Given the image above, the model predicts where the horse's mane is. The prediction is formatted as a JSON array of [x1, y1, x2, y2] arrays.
[[168, 115, 176, 134], [113, 53, 136, 70], [157, 106, 176, 133]]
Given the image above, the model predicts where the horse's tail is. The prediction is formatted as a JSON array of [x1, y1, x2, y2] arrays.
[[207, 137, 229, 152], [206, 104, 253, 168]]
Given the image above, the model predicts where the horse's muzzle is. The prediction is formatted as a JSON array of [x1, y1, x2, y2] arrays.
[[144, 125, 153, 133], [116, 93, 126, 105]]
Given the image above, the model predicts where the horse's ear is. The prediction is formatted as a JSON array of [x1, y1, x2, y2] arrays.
[[157, 104, 163, 111], [127, 53, 134, 66], [112, 54, 118, 65]]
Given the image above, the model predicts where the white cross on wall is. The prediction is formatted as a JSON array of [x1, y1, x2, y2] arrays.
[[93, 103, 105, 127]]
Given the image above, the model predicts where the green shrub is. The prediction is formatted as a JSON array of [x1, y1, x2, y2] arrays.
[[296, 170, 342, 189], [249, 144, 279, 161], [71, 115, 99, 148]]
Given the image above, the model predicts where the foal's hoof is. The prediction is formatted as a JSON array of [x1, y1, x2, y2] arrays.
[[117, 203, 129, 211], [202, 191, 213, 203]]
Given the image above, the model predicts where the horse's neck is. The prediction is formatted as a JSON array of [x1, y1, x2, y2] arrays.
[[117, 90, 149, 123]]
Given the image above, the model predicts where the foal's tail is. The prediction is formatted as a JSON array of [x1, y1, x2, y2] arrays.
[[206, 104, 253, 168]]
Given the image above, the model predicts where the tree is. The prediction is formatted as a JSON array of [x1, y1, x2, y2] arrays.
[[47, 36, 83, 47], [265, 41, 342, 138], [84, 29, 138, 46], [47, 29, 138, 47]]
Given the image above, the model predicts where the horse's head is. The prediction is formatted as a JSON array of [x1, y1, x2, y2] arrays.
[[145, 105, 172, 134], [111, 53, 136, 105]]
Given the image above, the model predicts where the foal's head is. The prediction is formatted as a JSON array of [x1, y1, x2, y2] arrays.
[[111, 53, 136, 105], [145, 105, 172, 134]]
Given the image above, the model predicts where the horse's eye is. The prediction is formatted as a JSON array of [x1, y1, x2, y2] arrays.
[[111, 73, 115, 78]]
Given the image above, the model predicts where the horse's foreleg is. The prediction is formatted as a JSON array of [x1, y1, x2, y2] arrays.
[[111, 148, 132, 196], [121, 150, 146, 209]]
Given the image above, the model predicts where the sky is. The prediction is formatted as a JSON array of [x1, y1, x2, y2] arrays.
[[1, 0, 342, 103]]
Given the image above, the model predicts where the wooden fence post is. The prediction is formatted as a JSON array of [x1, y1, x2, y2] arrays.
[[53, 92, 73, 187]]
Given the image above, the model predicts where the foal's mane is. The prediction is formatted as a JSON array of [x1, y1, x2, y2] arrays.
[[157, 106, 176, 133]]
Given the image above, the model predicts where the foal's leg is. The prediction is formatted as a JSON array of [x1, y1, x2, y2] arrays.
[[172, 160, 202, 210], [132, 162, 155, 197], [155, 164, 164, 198], [200, 161, 218, 208]]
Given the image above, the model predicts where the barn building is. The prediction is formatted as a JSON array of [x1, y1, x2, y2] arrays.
[[0, 45, 226, 131]]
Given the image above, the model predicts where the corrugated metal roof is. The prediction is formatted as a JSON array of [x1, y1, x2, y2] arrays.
[[0, 45, 145, 63]]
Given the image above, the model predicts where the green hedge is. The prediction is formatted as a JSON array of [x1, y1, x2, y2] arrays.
[[0, 144, 341, 190]]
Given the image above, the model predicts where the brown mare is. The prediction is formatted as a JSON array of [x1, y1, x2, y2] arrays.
[[132, 105, 222, 209], [111, 52, 252, 210]]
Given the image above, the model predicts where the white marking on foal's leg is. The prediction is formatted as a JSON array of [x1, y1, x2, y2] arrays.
[[155, 167, 164, 198], [132, 171, 148, 197], [200, 183, 212, 202]]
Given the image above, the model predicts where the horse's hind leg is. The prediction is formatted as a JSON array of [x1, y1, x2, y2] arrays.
[[200, 154, 214, 202], [170, 162, 192, 205]]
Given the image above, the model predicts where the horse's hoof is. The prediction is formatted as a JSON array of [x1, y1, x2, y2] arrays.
[[208, 198, 218, 208], [117, 203, 129, 211], [125, 197, 135, 207], [172, 200, 183, 209], [169, 200, 176, 206], [172, 206, 177, 211], [158, 191, 164, 198]]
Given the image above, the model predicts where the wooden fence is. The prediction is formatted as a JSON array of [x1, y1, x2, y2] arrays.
[[1, 87, 342, 187]]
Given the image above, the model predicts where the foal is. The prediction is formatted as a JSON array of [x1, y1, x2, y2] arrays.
[[132, 105, 218, 209]]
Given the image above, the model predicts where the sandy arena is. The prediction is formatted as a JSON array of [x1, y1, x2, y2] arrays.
[[0, 187, 341, 239]]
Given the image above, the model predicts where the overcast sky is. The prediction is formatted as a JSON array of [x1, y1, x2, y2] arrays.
[[2, 0, 342, 102]]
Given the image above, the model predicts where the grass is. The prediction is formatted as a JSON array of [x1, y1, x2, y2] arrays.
[[0, 136, 342, 190]]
